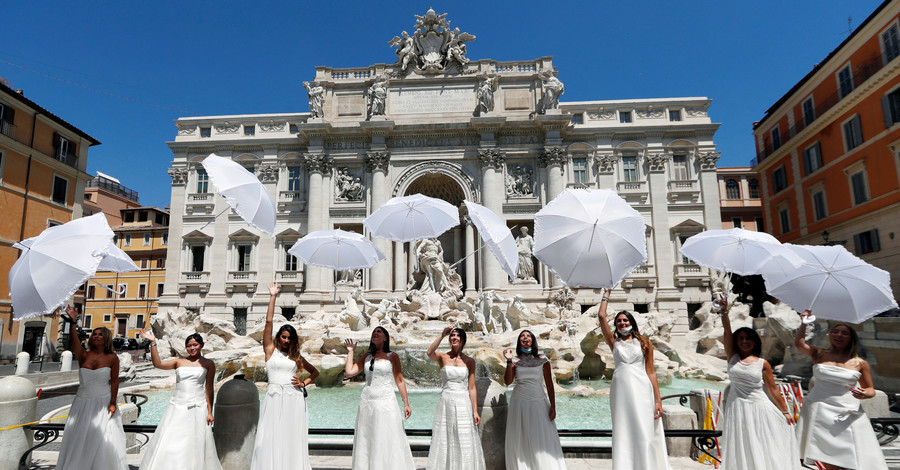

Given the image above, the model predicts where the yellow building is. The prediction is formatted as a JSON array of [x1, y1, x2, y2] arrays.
[[0, 81, 99, 361], [85, 207, 169, 339]]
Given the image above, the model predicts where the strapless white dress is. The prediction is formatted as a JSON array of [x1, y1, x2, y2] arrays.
[[251, 349, 312, 470], [427, 365, 485, 470], [140, 367, 221, 469], [504, 355, 566, 470], [795, 364, 887, 469], [56, 367, 127, 470]]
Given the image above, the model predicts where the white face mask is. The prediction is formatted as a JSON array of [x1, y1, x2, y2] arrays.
[[521, 346, 533, 354], [617, 326, 633, 337]]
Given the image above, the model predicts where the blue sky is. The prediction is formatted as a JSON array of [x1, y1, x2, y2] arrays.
[[1, 0, 885, 209]]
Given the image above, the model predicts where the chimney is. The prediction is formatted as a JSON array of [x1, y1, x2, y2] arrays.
[[15, 90, 24, 96]]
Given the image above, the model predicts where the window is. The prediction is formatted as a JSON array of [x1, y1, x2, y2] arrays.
[[669, 110, 682, 121], [83, 315, 93, 329], [678, 235, 692, 264], [284, 246, 298, 271], [196, 168, 209, 193], [103, 314, 112, 323], [802, 97, 816, 126], [672, 154, 689, 180], [770, 127, 782, 151], [282, 307, 296, 321], [290, 124, 299, 134], [803, 143, 823, 175], [779, 208, 791, 234], [854, 229, 881, 255], [882, 88, 900, 128], [850, 170, 869, 205], [157, 283, 165, 297], [136, 314, 145, 329], [123, 234, 131, 246], [812, 190, 827, 221], [772, 166, 787, 193], [244, 125, 255, 136], [572, 158, 588, 184], [87, 285, 96, 299], [51, 176, 68, 204], [138, 211, 148, 222], [106, 285, 114, 299], [754, 217, 764, 232], [138, 284, 146, 299], [748, 179, 760, 199], [47, 219, 63, 228], [200, 127, 211, 138], [838, 65, 854, 99], [233, 308, 248, 336], [882, 24, 900, 63], [237, 245, 252, 272], [288, 166, 302, 191], [619, 111, 632, 123], [191, 245, 205, 271], [156, 258, 166, 269], [0, 102, 14, 125], [622, 156, 638, 182], [56, 135, 72, 159], [570, 113, 583, 125], [843, 116, 864, 151], [140, 258, 149, 269], [725, 179, 740, 199], [123, 212, 134, 223], [162, 233, 168, 245], [732, 217, 743, 229], [143, 233, 151, 246], [118, 284, 126, 299]]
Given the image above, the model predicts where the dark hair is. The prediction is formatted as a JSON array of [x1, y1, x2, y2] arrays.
[[515, 329, 540, 358], [732, 327, 762, 358], [451, 328, 467, 350], [368, 326, 391, 371], [275, 325, 302, 363], [88, 327, 114, 355], [184, 333, 204, 347], [613, 311, 651, 358]]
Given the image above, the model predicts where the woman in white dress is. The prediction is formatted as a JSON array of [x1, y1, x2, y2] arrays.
[[425, 326, 485, 470], [344, 326, 415, 470], [794, 310, 887, 470], [138, 331, 221, 470], [718, 299, 800, 470], [503, 329, 566, 470], [251, 282, 320, 470], [57, 305, 127, 470], [596, 290, 672, 470]]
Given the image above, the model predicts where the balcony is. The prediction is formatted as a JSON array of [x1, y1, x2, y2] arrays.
[[276, 270, 305, 291], [179, 271, 210, 294], [622, 264, 656, 289], [56, 149, 78, 168], [277, 190, 306, 212], [0, 120, 16, 141], [667, 180, 700, 203], [186, 193, 215, 215], [86, 176, 139, 202], [616, 181, 649, 204], [226, 271, 257, 293], [674, 263, 708, 287]]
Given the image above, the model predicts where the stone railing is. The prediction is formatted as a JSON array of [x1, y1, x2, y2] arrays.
[[182, 271, 209, 281], [189, 193, 212, 201], [617, 181, 647, 193], [228, 271, 257, 281], [330, 68, 373, 80], [667, 180, 698, 192], [494, 61, 538, 74]]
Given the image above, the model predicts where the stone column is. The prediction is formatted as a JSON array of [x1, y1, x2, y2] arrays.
[[539, 147, 568, 287], [465, 220, 476, 296], [256, 153, 279, 290], [366, 151, 392, 293], [477, 149, 506, 291], [647, 152, 675, 289], [697, 152, 723, 230], [303, 153, 333, 293], [163, 165, 188, 303], [394, 241, 406, 293]]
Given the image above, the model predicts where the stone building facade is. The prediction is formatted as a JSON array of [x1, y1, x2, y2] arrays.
[[160, 11, 723, 339]]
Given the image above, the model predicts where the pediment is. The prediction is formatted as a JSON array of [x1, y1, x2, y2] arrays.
[[276, 228, 303, 239], [671, 219, 705, 232], [182, 229, 213, 240], [228, 228, 260, 240]]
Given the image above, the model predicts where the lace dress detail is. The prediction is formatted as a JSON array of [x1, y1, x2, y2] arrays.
[[505, 354, 566, 470], [426, 366, 485, 470], [251, 349, 312, 470]]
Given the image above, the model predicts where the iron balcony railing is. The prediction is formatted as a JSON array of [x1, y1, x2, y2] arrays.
[[756, 50, 898, 164], [0, 119, 16, 140], [56, 149, 78, 168], [86, 176, 139, 202]]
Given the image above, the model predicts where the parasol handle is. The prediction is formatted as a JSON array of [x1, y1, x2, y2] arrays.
[[88, 278, 126, 296], [198, 207, 231, 231], [450, 225, 519, 269]]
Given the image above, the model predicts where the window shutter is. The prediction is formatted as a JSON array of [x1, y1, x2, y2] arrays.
[[873, 229, 881, 252], [53, 132, 60, 155], [854, 116, 863, 143], [1, 105, 14, 123], [814, 142, 822, 168], [883, 95, 894, 129], [803, 149, 811, 175], [853, 233, 862, 255]]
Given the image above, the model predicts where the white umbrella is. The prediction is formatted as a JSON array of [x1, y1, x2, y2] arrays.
[[363, 194, 459, 243], [762, 244, 898, 323], [97, 243, 140, 273], [534, 188, 647, 288], [680, 228, 804, 276], [201, 153, 276, 236], [289, 229, 385, 302], [462, 200, 518, 280], [9, 213, 114, 320]]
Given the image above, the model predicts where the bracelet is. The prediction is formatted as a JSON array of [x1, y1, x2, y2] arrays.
[[506, 359, 513, 364], [782, 411, 790, 415], [601, 296, 610, 302], [150, 343, 157, 348]]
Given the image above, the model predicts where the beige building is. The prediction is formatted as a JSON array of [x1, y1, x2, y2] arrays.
[[716, 167, 763, 231]]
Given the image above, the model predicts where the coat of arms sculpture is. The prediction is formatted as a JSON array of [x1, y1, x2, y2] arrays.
[[388, 9, 476, 75]]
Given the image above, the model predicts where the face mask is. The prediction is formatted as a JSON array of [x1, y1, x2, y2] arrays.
[[617, 326, 633, 336], [521, 346, 533, 354]]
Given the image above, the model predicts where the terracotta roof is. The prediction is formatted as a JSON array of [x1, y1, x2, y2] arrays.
[[0, 81, 101, 145]]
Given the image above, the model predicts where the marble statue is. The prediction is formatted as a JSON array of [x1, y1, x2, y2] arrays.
[[334, 168, 363, 201], [388, 9, 475, 75], [539, 70, 565, 113], [504, 294, 535, 329], [476, 74, 498, 115], [415, 238, 451, 294], [515, 227, 536, 282], [303, 81, 325, 118], [506, 165, 535, 197], [367, 75, 389, 118], [336, 268, 362, 285], [388, 31, 416, 72], [327, 287, 370, 331], [474, 290, 511, 334], [444, 28, 471, 67]]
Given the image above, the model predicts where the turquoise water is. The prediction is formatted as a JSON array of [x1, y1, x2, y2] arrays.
[[136, 377, 724, 436]]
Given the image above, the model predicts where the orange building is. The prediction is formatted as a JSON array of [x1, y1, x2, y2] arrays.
[[83, 172, 141, 225], [85, 207, 169, 339], [753, 0, 900, 305], [0, 81, 100, 361], [717, 167, 763, 231]]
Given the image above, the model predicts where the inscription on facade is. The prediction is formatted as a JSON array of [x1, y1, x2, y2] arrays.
[[337, 95, 364, 116], [324, 141, 369, 151], [387, 136, 479, 148], [390, 87, 476, 114]]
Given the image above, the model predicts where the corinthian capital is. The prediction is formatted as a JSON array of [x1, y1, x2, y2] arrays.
[[646, 152, 670, 172], [477, 148, 506, 170], [594, 154, 618, 173], [303, 153, 333, 174], [698, 152, 721, 170], [168, 167, 188, 186], [538, 146, 566, 167], [365, 151, 391, 172]]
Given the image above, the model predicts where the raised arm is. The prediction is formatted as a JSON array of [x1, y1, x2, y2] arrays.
[[542, 360, 557, 421], [503, 349, 515, 385], [343, 340, 366, 378], [466, 357, 480, 425], [139, 330, 178, 370], [761, 359, 793, 425], [721, 309, 735, 361], [426, 326, 451, 363], [263, 283, 281, 359], [390, 353, 412, 419], [108, 354, 120, 416], [644, 345, 663, 420], [793, 310, 818, 359], [203, 359, 216, 425], [64, 306, 86, 362], [597, 289, 615, 351]]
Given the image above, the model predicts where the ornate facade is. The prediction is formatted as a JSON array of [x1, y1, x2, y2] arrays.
[[160, 11, 723, 341]]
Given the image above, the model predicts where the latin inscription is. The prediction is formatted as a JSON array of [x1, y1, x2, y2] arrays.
[[391, 87, 476, 114]]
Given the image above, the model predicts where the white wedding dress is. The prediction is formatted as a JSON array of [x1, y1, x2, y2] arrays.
[[140, 367, 222, 470], [56, 367, 128, 470], [609, 338, 672, 470], [796, 364, 887, 469], [427, 365, 486, 470], [720, 355, 800, 469], [351, 353, 415, 470], [251, 349, 312, 470], [504, 355, 566, 470]]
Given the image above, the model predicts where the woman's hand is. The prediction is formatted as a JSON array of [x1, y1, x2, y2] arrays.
[[291, 376, 306, 388], [207, 412, 215, 426], [441, 326, 453, 337], [344, 339, 356, 351], [654, 400, 663, 420], [782, 411, 795, 425], [268, 282, 281, 297], [549, 404, 556, 421], [473, 410, 481, 426], [850, 387, 872, 400], [403, 404, 412, 419], [108, 402, 117, 416], [799, 309, 812, 320], [138, 329, 156, 343], [64, 305, 80, 322], [503, 349, 514, 361]]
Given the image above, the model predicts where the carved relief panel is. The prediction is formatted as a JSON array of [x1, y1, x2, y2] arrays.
[[505, 160, 536, 198], [333, 166, 365, 202]]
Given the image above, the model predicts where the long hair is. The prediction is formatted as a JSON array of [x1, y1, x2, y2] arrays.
[[88, 327, 114, 355], [275, 324, 302, 364], [613, 311, 651, 359], [368, 326, 391, 371], [184, 333, 205, 347], [451, 327, 467, 351], [731, 327, 762, 358], [824, 323, 860, 359], [515, 329, 540, 358]]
